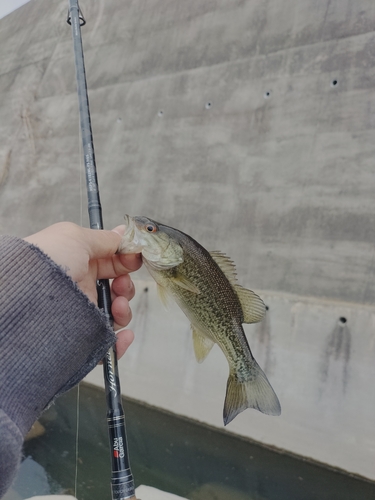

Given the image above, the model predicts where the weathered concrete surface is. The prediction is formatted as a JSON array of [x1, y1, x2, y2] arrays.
[[86, 279, 375, 481], [1, 0, 375, 303], [1, 0, 375, 479]]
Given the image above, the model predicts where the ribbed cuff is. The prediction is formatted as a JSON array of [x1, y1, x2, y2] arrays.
[[0, 409, 23, 498], [0, 235, 116, 436]]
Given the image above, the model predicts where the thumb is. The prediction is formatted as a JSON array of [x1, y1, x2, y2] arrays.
[[82, 227, 122, 260]]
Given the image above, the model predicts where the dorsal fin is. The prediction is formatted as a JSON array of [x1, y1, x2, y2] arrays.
[[209, 251, 238, 286], [209, 251, 265, 323], [234, 285, 266, 324]]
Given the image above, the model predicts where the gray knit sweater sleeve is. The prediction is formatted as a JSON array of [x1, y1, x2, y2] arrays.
[[0, 235, 118, 498]]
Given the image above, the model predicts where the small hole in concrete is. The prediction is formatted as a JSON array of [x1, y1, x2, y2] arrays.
[[331, 79, 338, 87], [264, 91, 271, 99], [144, 287, 149, 293], [339, 316, 347, 324], [158, 110, 164, 117], [205, 101, 212, 109], [265, 305, 269, 311]]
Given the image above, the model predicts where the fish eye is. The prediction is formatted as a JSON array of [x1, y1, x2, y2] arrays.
[[146, 224, 157, 232]]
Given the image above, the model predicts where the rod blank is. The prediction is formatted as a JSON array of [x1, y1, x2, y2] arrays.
[[67, 2, 136, 498]]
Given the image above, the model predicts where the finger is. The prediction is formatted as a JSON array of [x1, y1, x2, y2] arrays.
[[111, 274, 135, 302], [115, 329, 135, 359], [97, 253, 142, 280], [83, 225, 126, 261], [111, 225, 126, 237], [81, 227, 122, 260], [111, 295, 132, 329]]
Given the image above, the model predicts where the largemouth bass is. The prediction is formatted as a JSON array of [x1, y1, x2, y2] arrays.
[[118, 215, 281, 424]]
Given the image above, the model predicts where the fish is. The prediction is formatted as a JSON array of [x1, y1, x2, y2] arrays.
[[118, 215, 281, 425]]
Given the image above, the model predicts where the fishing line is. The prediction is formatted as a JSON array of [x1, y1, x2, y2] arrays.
[[73, 90, 85, 500], [78, 107, 84, 228], [74, 383, 80, 498]]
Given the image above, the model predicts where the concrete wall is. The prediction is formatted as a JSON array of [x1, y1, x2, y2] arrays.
[[1, 0, 375, 479], [86, 279, 375, 481]]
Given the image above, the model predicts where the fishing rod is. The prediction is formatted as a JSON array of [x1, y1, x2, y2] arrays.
[[67, 2, 137, 499]]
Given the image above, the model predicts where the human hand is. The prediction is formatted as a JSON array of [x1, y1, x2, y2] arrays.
[[24, 222, 142, 359]]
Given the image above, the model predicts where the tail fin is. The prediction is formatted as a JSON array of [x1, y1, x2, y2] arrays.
[[223, 361, 281, 425]]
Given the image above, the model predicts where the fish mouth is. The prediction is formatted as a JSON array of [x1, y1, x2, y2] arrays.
[[118, 214, 145, 254]]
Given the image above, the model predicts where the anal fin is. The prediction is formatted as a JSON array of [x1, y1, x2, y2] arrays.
[[192, 325, 215, 363]]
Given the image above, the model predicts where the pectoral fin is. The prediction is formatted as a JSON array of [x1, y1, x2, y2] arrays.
[[171, 274, 200, 294], [234, 285, 266, 323], [192, 325, 215, 363]]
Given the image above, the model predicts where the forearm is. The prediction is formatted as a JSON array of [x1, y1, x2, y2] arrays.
[[0, 235, 116, 497]]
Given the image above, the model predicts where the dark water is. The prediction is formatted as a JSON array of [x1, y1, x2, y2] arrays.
[[10, 383, 375, 500]]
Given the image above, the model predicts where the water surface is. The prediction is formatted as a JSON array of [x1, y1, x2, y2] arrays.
[[8, 383, 375, 500]]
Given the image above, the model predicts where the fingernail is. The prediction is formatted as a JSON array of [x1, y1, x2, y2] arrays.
[[112, 225, 126, 237]]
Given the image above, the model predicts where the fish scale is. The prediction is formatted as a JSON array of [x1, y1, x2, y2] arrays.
[[119, 215, 281, 425]]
